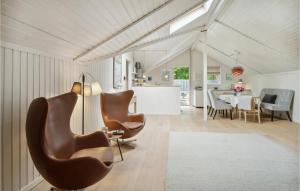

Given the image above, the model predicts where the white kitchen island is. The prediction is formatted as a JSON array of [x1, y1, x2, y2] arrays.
[[132, 86, 180, 115]]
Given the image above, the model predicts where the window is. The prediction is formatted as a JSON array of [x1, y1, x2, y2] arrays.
[[173, 67, 190, 106], [207, 66, 221, 85], [170, 0, 214, 34], [113, 55, 122, 88], [207, 73, 221, 85], [173, 67, 189, 80]]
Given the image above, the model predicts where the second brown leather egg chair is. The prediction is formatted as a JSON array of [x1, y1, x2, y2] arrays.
[[26, 92, 113, 190], [100, 90, 145, 139]]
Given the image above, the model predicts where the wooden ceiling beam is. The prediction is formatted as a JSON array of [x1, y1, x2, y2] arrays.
[[86, 0, 207, 63], [73, 0, 175, 61], [202, 42, 263, 74], [126, 25, 204, 52], [214, 19, 284, 55]]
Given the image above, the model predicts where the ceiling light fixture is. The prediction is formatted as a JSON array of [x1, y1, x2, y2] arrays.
[[231, 50, 244, 77]]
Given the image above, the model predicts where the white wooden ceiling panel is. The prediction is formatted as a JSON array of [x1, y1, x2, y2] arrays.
[[206, 0, 299, 73], [133, 32, 198, 71], [1, 16, 82, 58], [77, 0, 205, 61], [2, 0, 115, 53], [207, 24, 298, 74], [218, 0, 298, 57], [3, 0, 198, 61], [131, 0, 219, 48], [2, 0, 297, 75]]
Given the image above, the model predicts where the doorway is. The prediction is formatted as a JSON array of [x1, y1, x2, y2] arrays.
[[173, 66, 190, 106]]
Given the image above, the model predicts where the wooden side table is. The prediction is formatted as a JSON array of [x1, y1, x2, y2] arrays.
[[106, 132, 124, 161]]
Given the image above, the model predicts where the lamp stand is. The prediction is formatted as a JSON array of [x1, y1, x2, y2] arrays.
[[82, 74, 85, 135]]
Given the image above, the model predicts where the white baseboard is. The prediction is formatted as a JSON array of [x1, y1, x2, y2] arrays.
[[20, 177, 44, 191]]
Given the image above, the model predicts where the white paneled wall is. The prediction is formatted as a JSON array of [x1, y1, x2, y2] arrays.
[[0, 43, 83, 191], [81, 58, 114, 134]]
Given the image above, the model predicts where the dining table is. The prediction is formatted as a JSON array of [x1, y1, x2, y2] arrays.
[[218, 94, 253, 117], [219, 94, 256, 105]]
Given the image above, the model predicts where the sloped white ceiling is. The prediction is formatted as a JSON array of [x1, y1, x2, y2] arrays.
[[205, 0, 299, 74], [133, 31, 199, 72], [1, 0, 206, 61], [1, 0, 298, 74]]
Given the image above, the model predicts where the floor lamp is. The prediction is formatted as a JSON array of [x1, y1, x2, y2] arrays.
[[71, 72, 102, 135]]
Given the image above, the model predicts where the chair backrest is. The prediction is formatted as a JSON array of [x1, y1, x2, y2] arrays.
[[207, 91, 211, 106], [260, 88, 294, 108], [208, 89, 216, 108], [26, 97, 50, 173], [44, 92, 78, 159], [100, 90, 134, 123], [237, 96, 252, 110], [238, 96, 256, 110]]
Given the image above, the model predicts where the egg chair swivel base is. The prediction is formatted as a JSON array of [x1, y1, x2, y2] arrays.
[[26, 92, 113, 190]]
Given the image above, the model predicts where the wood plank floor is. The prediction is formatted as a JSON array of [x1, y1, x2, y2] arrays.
[[33, 107, 299, 191]]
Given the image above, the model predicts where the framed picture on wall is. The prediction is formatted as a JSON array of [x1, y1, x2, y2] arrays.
[[161, 70, 171, 81], [226, 73, 233, 81], [113, 55, 122, 89]]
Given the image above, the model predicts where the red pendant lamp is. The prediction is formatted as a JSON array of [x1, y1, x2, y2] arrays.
[[231, 50, 243, 77], [232, 66, 244, 77]]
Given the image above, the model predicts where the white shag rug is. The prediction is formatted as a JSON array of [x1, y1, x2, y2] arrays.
[[165, 132, 299, 191]]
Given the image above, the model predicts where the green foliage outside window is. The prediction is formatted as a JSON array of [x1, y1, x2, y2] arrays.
[[173, 67, 189, 80], [207, 73, 217, 80]]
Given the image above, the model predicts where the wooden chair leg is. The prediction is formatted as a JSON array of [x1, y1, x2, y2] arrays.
[[230, 109, 233, 120], [244, 111, 247, 123], [258, 112, 261, 124], [213, 109, 218, 119], [271, 111, 274, 121], [210, 108, 214, 117], [225, 110, 228, 118], [286, 111, 292, 122]]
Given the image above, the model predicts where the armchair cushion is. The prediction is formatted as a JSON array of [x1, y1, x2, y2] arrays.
[[122, 122, 144, 130], [75, 131, 110, 151], [262, 94, 277, 104], [127, 113, 145, 123], [71, 147, 114, 166], [261, 102, 290, 111]]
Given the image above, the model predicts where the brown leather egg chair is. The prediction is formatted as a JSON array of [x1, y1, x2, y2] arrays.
[[26, 92, 113, 190], [100, 90, 145, 139]]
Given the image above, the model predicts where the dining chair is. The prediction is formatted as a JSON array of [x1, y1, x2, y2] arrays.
[[207, 91, 213, 116], [208, 89, 233, 120], [238, 96, 261, 123]]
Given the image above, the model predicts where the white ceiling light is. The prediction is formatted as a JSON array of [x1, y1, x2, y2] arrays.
[[170, 0, 214, 34]]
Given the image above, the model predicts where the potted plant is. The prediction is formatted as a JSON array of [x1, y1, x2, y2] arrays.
[[233, 86, 244, 96]]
